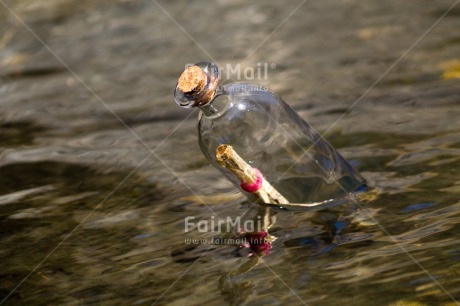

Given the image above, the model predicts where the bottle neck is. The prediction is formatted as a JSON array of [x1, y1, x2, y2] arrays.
[[200, 103, 220, 117], [199, 85, 229, 119]]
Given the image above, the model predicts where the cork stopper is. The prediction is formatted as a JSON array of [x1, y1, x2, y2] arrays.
[[177, 66, 207, 94], [174, 62, 219, 108]]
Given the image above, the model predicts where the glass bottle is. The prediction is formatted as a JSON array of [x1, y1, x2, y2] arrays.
[[174, 62, 367, 205]]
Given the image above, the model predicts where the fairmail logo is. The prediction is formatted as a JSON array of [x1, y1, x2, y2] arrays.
[[184, 215, 263, 233], [185, 62, 276, 81]]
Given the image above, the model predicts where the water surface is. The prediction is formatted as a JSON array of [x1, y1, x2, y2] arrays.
[[0, 0, 460, 305]]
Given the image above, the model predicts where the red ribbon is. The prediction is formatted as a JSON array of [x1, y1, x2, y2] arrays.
[[240, 168, 263, 193]]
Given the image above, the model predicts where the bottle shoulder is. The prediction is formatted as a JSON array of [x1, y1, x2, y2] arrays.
[[223, 83, 279, 100], [198, 82, 295, 128]]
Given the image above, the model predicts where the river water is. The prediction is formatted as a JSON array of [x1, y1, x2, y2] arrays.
[[1, 0, 460, 305]]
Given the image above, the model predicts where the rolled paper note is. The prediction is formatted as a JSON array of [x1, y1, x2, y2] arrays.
[[215, 144, 289, 205]]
